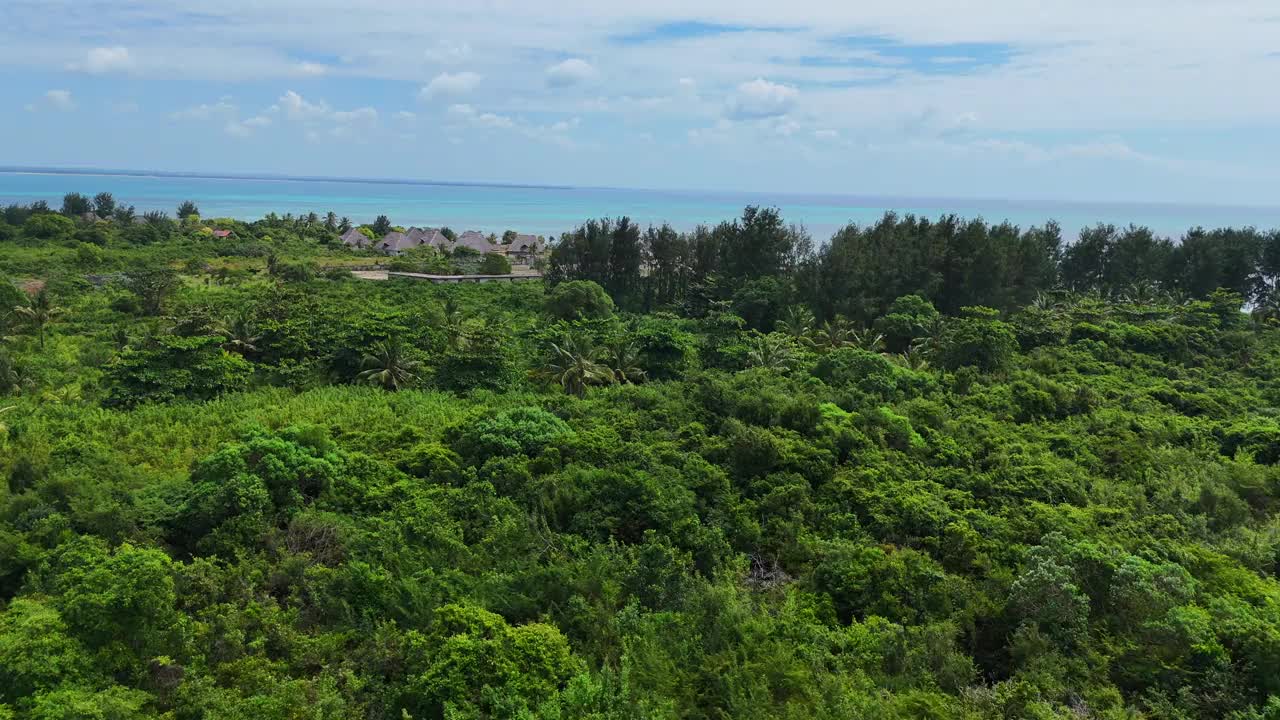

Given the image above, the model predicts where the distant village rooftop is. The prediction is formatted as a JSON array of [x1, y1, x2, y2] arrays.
[[344, 225, 546, 260]]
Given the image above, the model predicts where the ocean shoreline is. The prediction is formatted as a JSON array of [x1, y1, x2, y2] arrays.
[[5, 165, 1279, 216]]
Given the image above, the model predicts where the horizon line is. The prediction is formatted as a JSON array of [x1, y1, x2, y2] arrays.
[[4, 165, 1280, 214]]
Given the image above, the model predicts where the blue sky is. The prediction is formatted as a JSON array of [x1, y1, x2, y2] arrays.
[[2, 0, 1279, 205]]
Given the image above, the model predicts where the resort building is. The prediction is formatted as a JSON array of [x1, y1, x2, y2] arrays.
[[507, 234, 545, 263], [367, 226, 546, 260], [340, 227, 371, 249]]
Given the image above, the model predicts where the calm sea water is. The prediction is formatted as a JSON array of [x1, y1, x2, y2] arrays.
[[3, 169, 1279, 243]]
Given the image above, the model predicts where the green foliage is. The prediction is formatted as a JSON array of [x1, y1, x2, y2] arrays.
[[936, 308, 1019, 372], [0, 599, 93, 701], [813, 347, 931, 402], [434, 321, 520, 393], [400, 604, 580, 717], [631, 314, 698, 380], [4, 195, 1280, 719], [0, 274, 25, 321], [356, 339, 422, 391], [448, 405, 574, 463], [12, 288, 63, 349], [92, 192, 116, 218], [60, 193, 93, 217], [175, 427, 342, 553], [105, 335, 252, 406], [22, 213, 76, 240], [875, 294, 940, 353], [120, 265, 180, 316], [478, 252, 512, 275], [545, 280, 615, 321]]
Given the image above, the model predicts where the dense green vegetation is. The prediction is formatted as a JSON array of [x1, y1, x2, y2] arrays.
[[4, 193, 1280, 718]]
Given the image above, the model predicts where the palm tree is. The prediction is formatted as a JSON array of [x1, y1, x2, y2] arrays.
[[1029, 292, 1065, 316], [0, 352, 20, 393], [441, 298, 468, 351], [0, 406, 15, 444], [39, 384, 82, 406], [895, 347, 932, 372], [909, 317, 946, 360], [606, 341, 647, 384], [324, 212, 338, 231], [339, 217, 353, 233], [539, 335, 613, 397], [849, 329, 886, 353], [805, 315, 855, 353], [1121, 279, 1161, 305], [222, 311, 261, 356], [357, 340, 421, 391], [746, 333, 797, 371], [1253, 292, 1280, 327], [14, 288, 63, 349], [775, 306, 814, 340]]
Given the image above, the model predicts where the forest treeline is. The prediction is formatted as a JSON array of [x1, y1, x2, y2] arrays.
[[549, 207, 1280, 322], [4, 193, 1280, 718]]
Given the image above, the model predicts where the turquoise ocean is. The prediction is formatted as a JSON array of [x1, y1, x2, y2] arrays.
[[3, 168, 1279, 243]]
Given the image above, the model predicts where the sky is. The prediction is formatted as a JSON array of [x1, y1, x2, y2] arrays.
[[1, 0, 1279, 205]]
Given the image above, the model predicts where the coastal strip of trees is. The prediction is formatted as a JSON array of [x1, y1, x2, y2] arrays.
[[549, 206, 1280, 324]]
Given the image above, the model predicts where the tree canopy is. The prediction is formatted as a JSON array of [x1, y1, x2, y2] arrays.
[[2, 192, 1280, 718]]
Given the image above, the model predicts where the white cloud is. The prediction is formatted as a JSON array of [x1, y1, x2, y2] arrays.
[[46, 89, 74, 110], [725, 78, 798, 120], [582, 95, 672, 113], [294, 61, 328, 76], [446, 101, 579, 146], [476, 112, 514, 129], [110, 101, 140, 114], [170, 100, 235, 120], [420, 71, 482, 99], [550, 117, 581, 133], [277, 90, 330, 119], [25, 89, 75, 112], [546, 58, 598, 87], [243, 115, 272, 127], [771, 117, 801, 137], [394, 110, 416, 121], [224, 120, 253, 138], [814, 129, 840, 140], [687, 120, 735, 145], [900, 135, 1167, 169], [333, 107, 378, 124], [72, 46, 134, 73], [423, 39, 472, 65], [4, 1, 1280, 201]]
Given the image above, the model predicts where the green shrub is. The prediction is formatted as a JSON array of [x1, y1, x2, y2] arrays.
[[22, 213, 75, 240], [105, 335, 252, 407], [479, 252, 512, 275], [448, 406, 575, 463], [936, 308, 1018, 372], [813, 347, 931, 402], [545, 280, 614, 321]]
